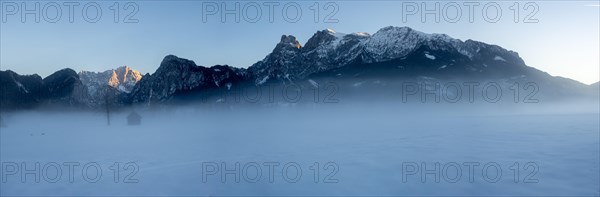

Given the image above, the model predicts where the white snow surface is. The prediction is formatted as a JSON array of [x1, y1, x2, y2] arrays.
[[257, 76, 269, 85], [0, 105, 598, 196], [494, 56, 507, 62], [425, 54, 436, 60]]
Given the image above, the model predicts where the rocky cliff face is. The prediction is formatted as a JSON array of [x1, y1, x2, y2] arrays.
[[79, 66, 142, 95], [1, 68, 89, 110], [0, 70, 45, 110], [128, 55, 248, 103], [77, 66, 142, 106]]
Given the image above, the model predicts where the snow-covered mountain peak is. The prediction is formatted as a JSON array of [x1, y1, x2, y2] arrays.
[[351, 32, 371, 37], [115, 66, 141, 80], [377, 26, 413, 33], [277, 35, 302, 49], [79, 66, 143, 96], [371, 26, 460, 44], [248, 26, 525, 83], [364, 26, 428, 62], [303, 30, 339, 51], [324, 28, 347, 38]]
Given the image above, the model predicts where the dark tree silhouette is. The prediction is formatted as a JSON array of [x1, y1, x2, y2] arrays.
[[104, 86, 111, 126]]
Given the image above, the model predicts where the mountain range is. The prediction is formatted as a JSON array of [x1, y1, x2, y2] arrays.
[[1, 26, 598, 110]]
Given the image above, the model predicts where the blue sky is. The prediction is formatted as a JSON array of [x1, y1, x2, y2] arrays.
[[1, 1, 599, 84]]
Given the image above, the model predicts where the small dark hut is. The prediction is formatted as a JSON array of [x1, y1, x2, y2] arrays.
[[127, 111, 142, 126]]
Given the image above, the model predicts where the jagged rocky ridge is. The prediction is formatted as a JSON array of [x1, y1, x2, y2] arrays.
[[79, 66, 142, 95], [248, 27, 527, 83], [1, 68, 89, 110], [1, 26, 598, 110], [128, 55, 248, 103], [78, 66, 142, 106], [0, 66, 143, 110], [128, 26, 597, 104]]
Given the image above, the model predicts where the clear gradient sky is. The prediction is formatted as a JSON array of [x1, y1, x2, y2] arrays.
[[1, 1, 599, 84]]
